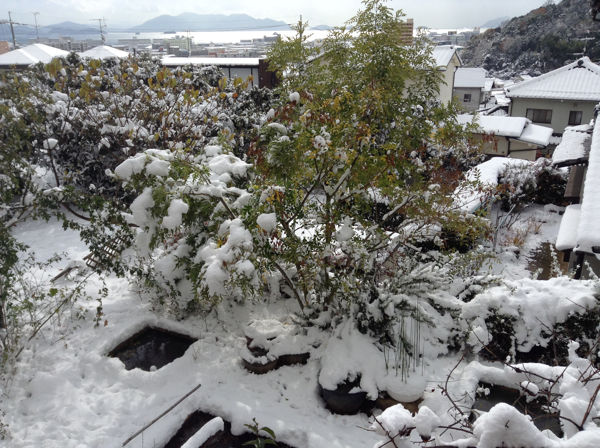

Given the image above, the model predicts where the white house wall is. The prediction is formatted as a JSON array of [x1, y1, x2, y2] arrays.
[[510, 97, 597, 135], [438, 53, 460, 105], [454, 87, 482, 112]]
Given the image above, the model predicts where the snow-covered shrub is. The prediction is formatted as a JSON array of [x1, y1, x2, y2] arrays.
[[3, 56, 274, 201], [0, 72, 66, 228], [250, 1, 489, 358], [499, 157, 567, 211], [463, 277, 600, 364], [101, 145, 259, 312]]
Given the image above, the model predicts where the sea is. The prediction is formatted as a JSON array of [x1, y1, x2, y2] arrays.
[[100, 29, 330, 45]]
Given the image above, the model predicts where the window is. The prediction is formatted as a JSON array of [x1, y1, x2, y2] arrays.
[[526, 108, 552, 124], [463, 93, 472, 103], [569, 110, 583, 126]]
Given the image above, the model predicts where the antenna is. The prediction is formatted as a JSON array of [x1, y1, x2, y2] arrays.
[[33, 12, 39, 41], [91, 17, 106, 43], [187, 29, 191, 57]]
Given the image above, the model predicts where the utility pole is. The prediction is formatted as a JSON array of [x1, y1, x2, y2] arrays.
[[33, 12, 40, 41], [2, 13, 29, 49], [8, 11, 17, 49]]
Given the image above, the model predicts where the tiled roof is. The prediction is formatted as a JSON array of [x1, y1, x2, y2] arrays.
[[506, 57, 600, 101]]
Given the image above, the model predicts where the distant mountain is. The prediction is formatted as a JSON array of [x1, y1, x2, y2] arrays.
[[462, 0, 600, 78], [310, 25, 333, 31], [481, 16, 509, 28], [12, 21, 101, 43], [131, 13, 290, 32]]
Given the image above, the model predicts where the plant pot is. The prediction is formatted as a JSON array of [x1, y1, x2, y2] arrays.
[[319, 381, 367, 415], [242, 357, 279, 374], [374, 392, 422, 414], [278, 352, 310, 367]]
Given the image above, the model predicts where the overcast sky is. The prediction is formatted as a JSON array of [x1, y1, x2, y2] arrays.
[[3, 0, 550, 29]]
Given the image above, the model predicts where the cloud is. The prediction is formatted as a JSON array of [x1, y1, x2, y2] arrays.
[[2, 0, 547, 28]]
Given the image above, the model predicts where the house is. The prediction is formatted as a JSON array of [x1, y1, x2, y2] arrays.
[[555, 111, 600, 278], [453, 67, 487, 112], [80, 45, 129, 60], [458, 114, 553, 161], [506, 57, 600, 135], [431, 45, 462, 105], [0, 43, 69, 70], [161, 57, 277, 89]]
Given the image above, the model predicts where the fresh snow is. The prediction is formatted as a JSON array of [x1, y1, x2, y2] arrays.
[[552, 124, 592, 166], [256, 213, 277, 233], [180, 417, 224, 448], [456, 157, 531, 213], [556, 204, 581, 251], [4, 211, 600, 447], [574, 117, 600, 255], [458, 114, 552, 146]]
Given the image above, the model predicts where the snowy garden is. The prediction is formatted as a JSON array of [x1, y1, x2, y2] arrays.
[[1, 1, 600, 447]]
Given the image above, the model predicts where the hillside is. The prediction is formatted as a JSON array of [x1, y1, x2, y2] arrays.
[[131, 13, 290, 32], [461, 0, 600, 78]]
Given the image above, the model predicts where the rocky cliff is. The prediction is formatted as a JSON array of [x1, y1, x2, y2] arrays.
[[461, 0, 600, 78]]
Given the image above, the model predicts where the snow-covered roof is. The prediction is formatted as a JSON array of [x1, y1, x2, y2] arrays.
[[575, 117, 600, 254], [556, 204, 581, 251], [0, 43, 68, 67], [518, 122, 554, 146], [506, 57, 600, 101], [80, 45, 129, 60], [484, 78, 494, 92], [458, 114, 553, 146], [432, 45, 460, 69], [551, 124, 593, 166], [454, 67, 486, 88], [161, 57, 261, 67]]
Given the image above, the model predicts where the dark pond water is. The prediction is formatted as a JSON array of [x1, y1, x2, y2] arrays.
[[164, 410, 296, 448], [108, 327, 196, 371]]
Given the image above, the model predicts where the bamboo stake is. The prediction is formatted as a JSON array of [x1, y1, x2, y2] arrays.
[[122, 382, 202, 446]]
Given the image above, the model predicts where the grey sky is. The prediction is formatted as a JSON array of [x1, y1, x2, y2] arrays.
[[3, 0, 550, 29]]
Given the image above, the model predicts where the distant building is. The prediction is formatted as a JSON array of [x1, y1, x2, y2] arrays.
[[161, 57, 278, 89], [506, 57, 600, 135], [399, 18, 414, 45]]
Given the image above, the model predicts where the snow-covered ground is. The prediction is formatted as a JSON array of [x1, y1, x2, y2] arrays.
[[2, 207, 600, 448]]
